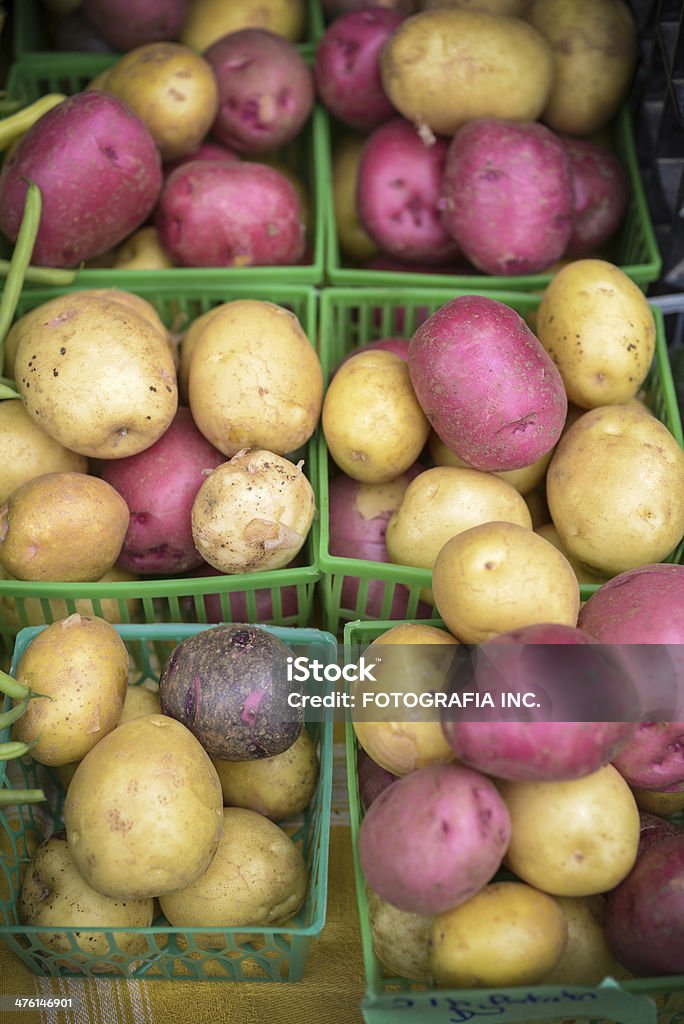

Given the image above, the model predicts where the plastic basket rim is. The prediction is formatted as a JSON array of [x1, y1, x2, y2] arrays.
[[322, 104, 662, 290], [2, 621, 337, 943]]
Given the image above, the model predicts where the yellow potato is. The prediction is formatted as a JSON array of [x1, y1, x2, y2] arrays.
[[191, 449, 315, 573], [211, 728, 319, 820], [632, 787, 684, 816], [333, 135, 379, 263], [180, 0, 305, 50], [524, 484, 550, 529], [541, 895, 627, 984], [499, 765, 640, 896], [178, 305, 220, 402], [380, 8, 553, 136], [432, 521, 580, 642], [14, 293, 178, 460], [546, 405, 684, 576], [429, 881, 568, 987], [536, 260, 656, 408], [386, 466, 532, 576], [0, 399, 87, 504], [117, 683, 161, 726], [103, 43, 220, 160], [84, 287, 177, 367], [159, 807, 307, 930], [13, 614, 128, 767], [0, 565, 140, 629], [20, 834, 154, 958], [352, 624, 459, 776], [527, 0, 639, 135], [113, 227, 174, 270], [421, 0, 529, 10], [536, 523, 608, 586], [0, 472, 129, 583], [322, 350, 430, 483], [64, 714, 224, 899], [428, 430, 552, 495], [368, 887, 433, 981], [189, 299, 322, 458]]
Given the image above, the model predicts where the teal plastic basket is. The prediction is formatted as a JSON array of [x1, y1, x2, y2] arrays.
[[343, 619, 684, 1024], [0, 621, 335, 981], [316, 288, 683, 635], [322, 105, 662, 293], [2, 56, 325, 285], [0, 281, 321, 651]]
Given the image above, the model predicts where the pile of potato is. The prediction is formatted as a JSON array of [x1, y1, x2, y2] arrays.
[[0, 289, 321, 614], [13, 614, 319, 959], [324, 0, 638, 277], [353, 621, 684, 987]]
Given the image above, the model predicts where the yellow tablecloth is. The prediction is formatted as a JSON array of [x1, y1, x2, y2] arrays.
[[0, 824, 366, 1024]]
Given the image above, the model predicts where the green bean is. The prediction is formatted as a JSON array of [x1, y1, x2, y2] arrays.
[[0, 181, 43, 368], [0, 740, 33, 761], [0, 382, 20, 400], [0, 259, 76, 285], [0, 698, 30, 729], [0, 789, 45, 806], [0, 669, 30, 701]]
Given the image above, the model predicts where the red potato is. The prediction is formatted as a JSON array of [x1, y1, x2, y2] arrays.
[[357, 118, 461, 264], [204, 29, 314, 154], [563, 136, 629, 257], [439, 117, 574, 275], [328, 466, 432, 619], [154, 160, 306, 267], [81, 0, 189, 50], [441, 623, 637, 781], [605, 835, 684, 976], [101, 407, 226, 576], [335, 336, 409, 373], [358, 761, 511, 915], [611, 723, 684, 793], [324, 0, 416, 13], [408, 295, 567, 471], [0, 92, 162, 268], [638, 812, 682, 856], [180, 563, 301, 623], [314, 9, 404, 131], [578, 564, 684, 720], [357, 746, 399, 810], [163, 140, 240, 176]]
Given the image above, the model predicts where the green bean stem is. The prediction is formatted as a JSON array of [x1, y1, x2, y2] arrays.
[[0, 259, 76, 285], [0, 669, 30, 700], [0, 789, 45, 806], [0, 180, 43, 370], [0, 698, 30, 729], [0, 741, 33, 761]]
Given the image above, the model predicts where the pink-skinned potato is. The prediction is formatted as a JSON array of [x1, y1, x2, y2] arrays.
[[314, 9, 405, 131], [154, 159, 305, 267], [0, 92, 162, 268], [101, 407, 226, 576], [441, 623, 637, 781], [611, 723, 684, 793], [408, 295, 567, 471], [578, 564, 684, 720], [358, 761, 511, 915], [328, 465, 433, 619], [357, 118, 461, 264], [80, 0, 189, 51], [439, 117, 574, 275], [605, 835, 684, 976], [637, 812, 681, 857], [563, 136, 629, 257], [205, 29, 314, 154], [163, 140, 240, 176]]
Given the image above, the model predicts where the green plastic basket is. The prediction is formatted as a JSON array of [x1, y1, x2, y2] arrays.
[[316, 288, 684, 635], [0, 281, 321, 651], [13, 0, 320, 60], [0, 621, 334, 981], [2, 56, 325, 285], [322, 105, 662, 293], [343, 619, 684, 1024]]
